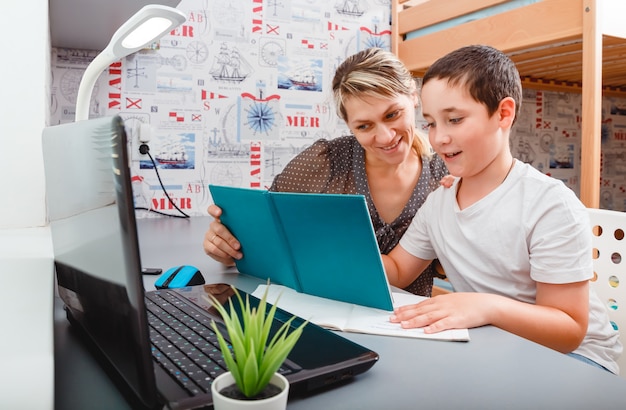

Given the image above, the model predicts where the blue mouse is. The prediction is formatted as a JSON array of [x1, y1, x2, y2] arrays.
[[155, 265, 205, 289]]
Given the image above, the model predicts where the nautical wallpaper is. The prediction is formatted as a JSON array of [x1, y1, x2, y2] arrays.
[[508, 89, 626, 211], [49, 0, 626, 215]]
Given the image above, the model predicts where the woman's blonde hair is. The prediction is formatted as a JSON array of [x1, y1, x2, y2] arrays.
[[332, 48, 430, 156]]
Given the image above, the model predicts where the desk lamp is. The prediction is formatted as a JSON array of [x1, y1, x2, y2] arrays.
[[74, 5, 186, 121]]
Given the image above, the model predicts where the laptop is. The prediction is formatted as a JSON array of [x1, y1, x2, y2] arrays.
[[43, 116, 379, 409]]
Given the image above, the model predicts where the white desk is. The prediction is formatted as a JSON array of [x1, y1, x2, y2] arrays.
[[1, 227, 54, 410], [55, 216, 626, 409]]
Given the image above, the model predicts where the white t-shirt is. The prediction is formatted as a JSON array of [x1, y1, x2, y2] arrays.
[[400, 160, 622, 373]]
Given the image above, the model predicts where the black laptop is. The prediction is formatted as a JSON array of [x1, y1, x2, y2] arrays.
[[43, 116, 378, 409]]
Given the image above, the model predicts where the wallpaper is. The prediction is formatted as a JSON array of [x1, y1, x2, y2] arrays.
[[51, 0, 393, 217], [49, 0, 626, 215]]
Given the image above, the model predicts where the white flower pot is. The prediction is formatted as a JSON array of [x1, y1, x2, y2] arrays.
[[211, 372, 289, 410]]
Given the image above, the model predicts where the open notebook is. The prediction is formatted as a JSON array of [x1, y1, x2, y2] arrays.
[[209, 185, 395, 311], [253, 284, 470, 342]]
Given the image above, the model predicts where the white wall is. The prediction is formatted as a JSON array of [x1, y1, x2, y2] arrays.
[[0, 1, 49, 228], [0, 1, 54, 409]]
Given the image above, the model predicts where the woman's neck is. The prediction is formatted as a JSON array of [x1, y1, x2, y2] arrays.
[[366, 150, 422, 223]]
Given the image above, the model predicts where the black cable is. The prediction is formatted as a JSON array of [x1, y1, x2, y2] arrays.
[[137, 143, 190, 219], [135, 206, 190, 218]]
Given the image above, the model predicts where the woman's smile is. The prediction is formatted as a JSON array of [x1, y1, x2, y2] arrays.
[[380, 138, 402, 151]]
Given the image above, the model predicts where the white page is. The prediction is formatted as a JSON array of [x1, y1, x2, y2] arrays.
[[253, 283, 353, 330], [253, 284, 469, 341]]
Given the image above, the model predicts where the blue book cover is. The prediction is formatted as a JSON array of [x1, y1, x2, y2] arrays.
[[208, 185, 394, 311]]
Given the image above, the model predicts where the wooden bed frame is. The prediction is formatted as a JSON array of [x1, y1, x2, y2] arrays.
[[392, 0, 626, 208]]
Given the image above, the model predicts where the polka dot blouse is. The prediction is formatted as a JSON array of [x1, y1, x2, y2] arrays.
[[270, 135, 448, 296]]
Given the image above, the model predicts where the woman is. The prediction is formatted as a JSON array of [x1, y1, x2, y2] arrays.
[[204, 48, 449, 296]]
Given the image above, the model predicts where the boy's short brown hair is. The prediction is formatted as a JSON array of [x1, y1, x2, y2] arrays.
[[422, 45, 523, 124]]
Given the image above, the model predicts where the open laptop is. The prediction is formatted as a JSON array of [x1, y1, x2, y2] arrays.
[[43, 116, 379, 409]]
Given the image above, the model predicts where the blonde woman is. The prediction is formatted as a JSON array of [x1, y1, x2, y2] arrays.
[[204, 48, 449, 296]]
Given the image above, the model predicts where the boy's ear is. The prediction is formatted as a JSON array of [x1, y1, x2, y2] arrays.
[[498, 97, 516, 128]]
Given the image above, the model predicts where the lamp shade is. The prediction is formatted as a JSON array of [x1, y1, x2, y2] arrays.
[[74, 5, 186, 121]]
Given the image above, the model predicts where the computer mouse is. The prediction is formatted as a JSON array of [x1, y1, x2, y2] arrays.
[[155, 265, 205, 289]]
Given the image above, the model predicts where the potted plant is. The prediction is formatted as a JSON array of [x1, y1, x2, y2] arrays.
[[206, 283, 308, 409]]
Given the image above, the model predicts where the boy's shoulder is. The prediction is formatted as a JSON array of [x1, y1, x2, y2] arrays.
[[421, 160, 582, 210], [516, 161, 570, 189], [513, 161, 585, 208]]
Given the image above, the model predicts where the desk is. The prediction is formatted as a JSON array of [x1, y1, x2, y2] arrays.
[[55, 216, 626, 409]]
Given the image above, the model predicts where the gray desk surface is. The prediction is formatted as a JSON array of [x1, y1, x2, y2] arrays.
[[55, 216, 626, 409]]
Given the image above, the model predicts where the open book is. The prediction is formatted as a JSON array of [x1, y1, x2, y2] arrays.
[[209, 185, 394, 311], [252, 284, 470, 342]]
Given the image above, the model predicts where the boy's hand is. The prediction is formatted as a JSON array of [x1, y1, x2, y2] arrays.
[[389, 292, 497, 333]]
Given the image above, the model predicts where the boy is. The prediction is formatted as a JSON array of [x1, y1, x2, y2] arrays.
[[383, 45, 622, 373]]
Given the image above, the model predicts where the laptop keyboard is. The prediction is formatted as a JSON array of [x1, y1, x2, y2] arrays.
[[145, 290, 294, 396]]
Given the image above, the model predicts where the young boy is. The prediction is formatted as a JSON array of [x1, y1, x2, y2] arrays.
[[383, 45, 622, 373]]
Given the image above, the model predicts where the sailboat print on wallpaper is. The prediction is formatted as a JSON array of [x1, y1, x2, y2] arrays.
[[210, 43, 251, 83]]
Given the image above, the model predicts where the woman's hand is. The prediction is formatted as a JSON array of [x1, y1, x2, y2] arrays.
[[440, 174, 456, 188], [203, 204, 242, 266]]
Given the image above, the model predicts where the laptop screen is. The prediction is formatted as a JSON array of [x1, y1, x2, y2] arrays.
[[44, 116, 380, 409], [44, 116, 159, 408]]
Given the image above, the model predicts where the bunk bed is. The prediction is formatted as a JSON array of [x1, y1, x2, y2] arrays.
[[391, 0, 626, 208]]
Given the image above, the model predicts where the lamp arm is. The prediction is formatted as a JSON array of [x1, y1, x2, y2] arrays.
[[73, 5, 186, 122], [74, 49, 116, 122]]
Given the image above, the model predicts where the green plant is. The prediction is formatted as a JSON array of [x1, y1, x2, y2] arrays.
[[206, 284, 308, 398]]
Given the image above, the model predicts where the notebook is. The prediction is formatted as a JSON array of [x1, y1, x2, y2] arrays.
[[208, 185, 395, 311], [43, 116, 379, 410]]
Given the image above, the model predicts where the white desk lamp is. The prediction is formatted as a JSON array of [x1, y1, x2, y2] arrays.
[[74, 5, 186, 121]]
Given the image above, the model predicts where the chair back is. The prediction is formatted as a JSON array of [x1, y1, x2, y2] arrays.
[[588, 207, 626, 376]]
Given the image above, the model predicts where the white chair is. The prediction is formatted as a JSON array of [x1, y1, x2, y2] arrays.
[[587, 207, 626, 377]]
